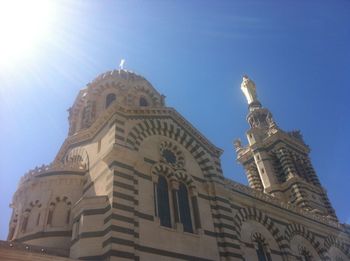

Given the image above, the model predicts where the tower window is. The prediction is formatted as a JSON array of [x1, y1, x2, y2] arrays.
[[106, 93, 116, 108], [178, 183, 193, 233], [139, 97, 148, 107], [156, 176, 171, 228]]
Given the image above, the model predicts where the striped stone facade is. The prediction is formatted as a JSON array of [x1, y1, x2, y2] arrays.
[[3, 70, 350, 261]]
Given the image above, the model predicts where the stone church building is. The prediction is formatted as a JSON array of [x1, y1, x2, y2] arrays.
[[1, 69, 349, 260]]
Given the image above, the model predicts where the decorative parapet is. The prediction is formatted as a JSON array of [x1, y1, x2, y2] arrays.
[[224, 179, 342, 229], [19, 161, 86, 186]]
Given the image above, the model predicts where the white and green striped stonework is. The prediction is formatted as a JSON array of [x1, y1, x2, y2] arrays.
[[2, 71, 349, 261]]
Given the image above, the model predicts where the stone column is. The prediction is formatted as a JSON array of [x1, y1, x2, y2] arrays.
[[276, 147, 297, 180], [170, 180, 181, 230], [252, 150, 280, 191], [189, 188, 201, 231], [245, 165, 263, 191]]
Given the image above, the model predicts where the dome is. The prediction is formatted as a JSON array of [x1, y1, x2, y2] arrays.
[[68, 69, 165, 135]]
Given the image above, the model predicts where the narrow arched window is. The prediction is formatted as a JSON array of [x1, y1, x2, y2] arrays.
[[106, 93, 116, 108], [178, 183, 193, 233], [139, 97, 148, 107], [21, 214, 29, 233], [256, 240, 272, 261], [156, 176, 171, 228], [27, 206, 41, 231]]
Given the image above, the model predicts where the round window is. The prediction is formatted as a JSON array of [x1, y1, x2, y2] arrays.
[[162, 149, 177, 164]]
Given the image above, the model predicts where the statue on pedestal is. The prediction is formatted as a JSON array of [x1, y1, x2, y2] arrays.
[[241, 75, 258, 105]]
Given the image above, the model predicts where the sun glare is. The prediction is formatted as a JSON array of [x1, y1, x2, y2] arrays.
[[0, 0, 55, 67]]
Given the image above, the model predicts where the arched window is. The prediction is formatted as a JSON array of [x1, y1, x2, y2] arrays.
[[26, 204, 41, 232], [139, 97, 148, 107], [256, 240, 271, 261], [300, 249, 312, 261], [21, 213, 29, 233], [52, 201, 70, 227], [156, 176, 171, 228], [252, 234, 271, 261], [178, 183, 193, 233], [8, 214, 18, 240], [106, 93, 116, 108], [47, 197, 71, 227]]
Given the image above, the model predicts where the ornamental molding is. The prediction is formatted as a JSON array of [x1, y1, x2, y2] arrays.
[[151, 162, 195, 188], [55, 104, 222, 164], [159, 140, 185, 169], [225, 179, 341, 229]]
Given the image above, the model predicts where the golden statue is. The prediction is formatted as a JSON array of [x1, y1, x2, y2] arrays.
[[241, 75, 258, 105]]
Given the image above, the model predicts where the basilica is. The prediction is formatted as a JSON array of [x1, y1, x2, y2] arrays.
[[1, 69, 349, 260]]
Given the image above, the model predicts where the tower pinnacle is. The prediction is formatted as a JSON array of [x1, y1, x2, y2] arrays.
[[236, 76, 337, 221]]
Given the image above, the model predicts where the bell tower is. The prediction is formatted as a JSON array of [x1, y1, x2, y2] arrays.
[[235, 76, 337, 221]]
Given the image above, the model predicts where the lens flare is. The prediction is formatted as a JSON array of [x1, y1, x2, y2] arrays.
[[0, 0, 55, 67]]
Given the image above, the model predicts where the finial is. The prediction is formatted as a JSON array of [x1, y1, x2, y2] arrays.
[[119, 59, 125, 70]]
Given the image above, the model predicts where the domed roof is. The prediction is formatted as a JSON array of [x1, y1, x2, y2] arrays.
[[68, 69, 165, 135], [88, 69, 154, 89]]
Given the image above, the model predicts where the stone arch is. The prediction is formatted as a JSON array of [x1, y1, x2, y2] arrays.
[[251, 231, 269, 244], [64, 146, 89, 170], [250, 232, 274, 260], [151, 163, 195, 189], [126, 118, 217, 175], [105, 93, 116, 108], [47, 196, 72, 227], [285, 223, 326, 259], [151, 162, 174, 182], [89, 82, 122, 118], [174, 169, 195, 189], [324, 235, 350, 259], [134, 85, 160, 106], [233, 207, 288, 258]]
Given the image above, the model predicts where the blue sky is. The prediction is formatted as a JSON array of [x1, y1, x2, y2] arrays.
[[0, 1, 349, 239]]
